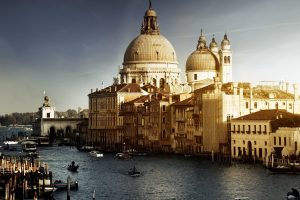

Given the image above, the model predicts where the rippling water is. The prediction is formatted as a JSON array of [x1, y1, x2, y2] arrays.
[[37, 146, 299, 200]]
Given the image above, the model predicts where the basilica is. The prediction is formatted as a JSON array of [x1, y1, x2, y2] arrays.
[[83, 1, 300, 159]]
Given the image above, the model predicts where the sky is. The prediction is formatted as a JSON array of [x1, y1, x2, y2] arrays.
[[1, 0, 300, 114]]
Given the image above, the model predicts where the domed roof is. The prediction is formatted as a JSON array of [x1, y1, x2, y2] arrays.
[[221, 34, 230, 47], [186, 49, 219, 71], [145, 8, 157, 17], [123, 34, 177, 64]]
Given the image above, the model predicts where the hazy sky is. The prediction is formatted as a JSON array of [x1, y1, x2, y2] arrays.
[[1, 0, 300, 114]]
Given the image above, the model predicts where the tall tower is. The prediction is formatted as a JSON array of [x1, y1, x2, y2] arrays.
[[219, 34, 232, 83], [40, 96, 55, 119]]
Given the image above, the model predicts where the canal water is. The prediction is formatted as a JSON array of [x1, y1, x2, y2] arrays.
[[36, 146, 300, 200]]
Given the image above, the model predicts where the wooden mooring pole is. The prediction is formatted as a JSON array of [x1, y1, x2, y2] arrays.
[[67, 176, 71, 200]]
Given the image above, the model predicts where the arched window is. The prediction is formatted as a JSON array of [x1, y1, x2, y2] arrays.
[[228, 56, 231, 64], [224, 56, 228, 63], [254, 102, 258, 109], [159, 78, 165, 89], [132, 78, 136, 83], [152, 78, 157, 86]]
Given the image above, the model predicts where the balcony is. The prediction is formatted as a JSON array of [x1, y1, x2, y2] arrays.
[[174, 133, 187, 140], [176, 118, 186, 122]]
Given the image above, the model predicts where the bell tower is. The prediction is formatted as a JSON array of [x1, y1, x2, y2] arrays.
[[219, 34, 232, 83]]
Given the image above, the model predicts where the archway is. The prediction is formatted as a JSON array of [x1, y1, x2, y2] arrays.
[[66, 126, 72, 137], [49, 126, 56, 144], [247, 141, 252, 157]]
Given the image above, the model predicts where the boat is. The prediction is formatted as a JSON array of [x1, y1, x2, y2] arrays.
[[128, 166, 141, 177], [267, 164, 300, 174], [287, 188, 300, 200], [3, 140, 22, 151], [77, 145, 94, 152], [89, 150, 103, 158], [125, 149, 148, 156], [116, 152, 131, 160], [21, 140, 37, 152], [67, 161, 79, 172], [53, 180, 79, 191]]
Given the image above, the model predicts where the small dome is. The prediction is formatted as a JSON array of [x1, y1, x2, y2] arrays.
[[209, 36, 218, 49], [186, 49, 219, 71], [145, 8, 157, 17], [123, 34, 177, 64], [221, 34, 230, 47]]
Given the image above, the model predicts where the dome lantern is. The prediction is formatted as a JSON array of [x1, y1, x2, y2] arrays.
[[141, 0, 160, 35], [197, 29, 207, 50], [221, 33, 231, 50]]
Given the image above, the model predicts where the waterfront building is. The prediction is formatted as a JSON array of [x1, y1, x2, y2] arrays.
[[33, 96, 87, 144], [88, 83, 147, 151], [230, 109, 300, 161], [170, 96, 202, 154]]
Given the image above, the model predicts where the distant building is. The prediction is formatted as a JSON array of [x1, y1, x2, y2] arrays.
[[33, 96, 87, 145], [231, 109, 300, 161]]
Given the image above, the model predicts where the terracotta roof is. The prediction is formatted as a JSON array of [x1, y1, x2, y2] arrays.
[[233, 109, 300, 121], [194, 82, 296, 99], [118, 83, 143, 93], [171, 96, 194, 106], [126, 95, 150, 104]]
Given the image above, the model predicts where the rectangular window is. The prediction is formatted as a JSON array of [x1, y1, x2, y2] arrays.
[[279, 137, 281, 146], [274, 137, 276, 145], [253, 125, 256, 134], [284, 137, 287, 146], [233, 147, 236, 156], [259, 148, 262, 158], [264, 125, 267, 134], [247, 125, 251, 134], [245, 102, 249, 109], [47, 113, 50, 118], [194, 74, 197, 80], [162, 105, 166, 112], [242, 125, 245, 133]]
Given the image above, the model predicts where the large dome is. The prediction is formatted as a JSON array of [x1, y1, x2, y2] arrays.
[[186, 49, 219, 71], [123, 34, 178, 64]]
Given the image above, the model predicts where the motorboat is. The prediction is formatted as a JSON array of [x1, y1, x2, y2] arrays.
[[67, 161, 79, 172], [89, 150, 103, 158], [116, 152, 131, 160], [128, 166, 141, 177], [53, 180, 79, 191], [77, 145, 94, 152]]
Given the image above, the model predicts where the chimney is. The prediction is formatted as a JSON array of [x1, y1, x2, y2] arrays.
[[233, 82, 238, 95], [169, 95, 172, 104], [96, 88, 98, 92], [294, 84, 298, 100], [91, 89, 93, 93], [239, 87, 244, 98], [250, 83, 253, 99]]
